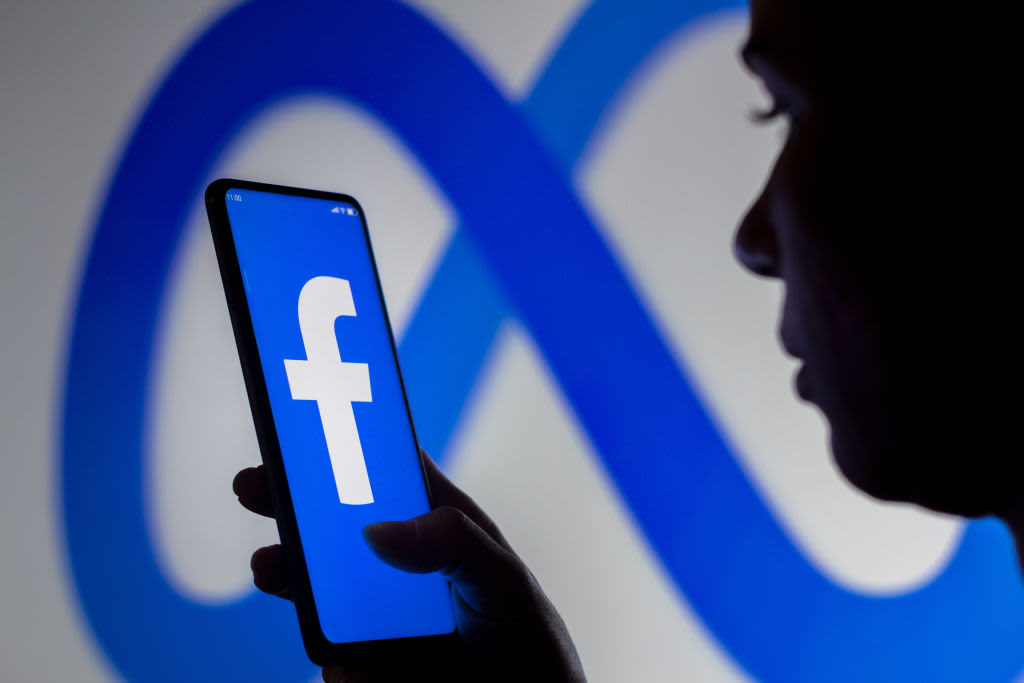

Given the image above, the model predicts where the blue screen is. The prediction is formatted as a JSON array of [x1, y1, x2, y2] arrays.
[[224, 187, 455, 644]]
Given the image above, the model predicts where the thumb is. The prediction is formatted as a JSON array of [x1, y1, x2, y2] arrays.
[[364, 506, 529, 615]]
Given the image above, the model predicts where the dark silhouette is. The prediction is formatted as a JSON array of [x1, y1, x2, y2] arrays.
[[235, 455, 582, 682], [234, 0, 1023, 679]]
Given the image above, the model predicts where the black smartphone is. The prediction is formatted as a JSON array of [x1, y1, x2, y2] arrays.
[[205, 178, 456, 665]]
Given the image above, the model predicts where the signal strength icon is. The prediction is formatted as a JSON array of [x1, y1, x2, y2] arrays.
[[331, 206, 341, 214]]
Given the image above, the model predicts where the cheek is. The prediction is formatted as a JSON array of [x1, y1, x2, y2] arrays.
[[764, 124, 818, 272], [769, 122, 856, 338], [769, 125, 890, 469], [766, 131, 828, 344]]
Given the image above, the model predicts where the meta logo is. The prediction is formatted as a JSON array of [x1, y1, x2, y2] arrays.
[[284, 276, 374, 505], [61, 1, 1024, 681]]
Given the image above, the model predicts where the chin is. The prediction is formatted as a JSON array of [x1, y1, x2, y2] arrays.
[[829, 421, 1020, 519], [830, 427, 911, 504]]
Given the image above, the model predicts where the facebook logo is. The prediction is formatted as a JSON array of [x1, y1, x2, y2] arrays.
[[285, 276, 374, 505]]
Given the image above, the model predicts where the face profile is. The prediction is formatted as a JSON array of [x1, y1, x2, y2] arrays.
[[735, 0, 1024, 550], [735, 0, 892, 505]]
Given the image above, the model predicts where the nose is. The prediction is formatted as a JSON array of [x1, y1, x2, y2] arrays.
[[733, 190, 780, 278]]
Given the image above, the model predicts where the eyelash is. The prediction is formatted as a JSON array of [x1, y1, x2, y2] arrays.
[[749, 100, 786, 124]]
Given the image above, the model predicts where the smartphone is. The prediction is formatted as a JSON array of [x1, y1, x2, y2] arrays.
[[205, 178, 456, 665]]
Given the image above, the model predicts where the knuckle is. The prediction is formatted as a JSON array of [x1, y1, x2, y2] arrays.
[[431, 504, 471, 532]]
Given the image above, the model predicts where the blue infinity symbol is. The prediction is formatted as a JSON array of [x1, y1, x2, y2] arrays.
[[62, 1, 1024, 681]]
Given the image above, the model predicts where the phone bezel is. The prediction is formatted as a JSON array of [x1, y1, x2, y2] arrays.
[[205, 178, 457, 666]]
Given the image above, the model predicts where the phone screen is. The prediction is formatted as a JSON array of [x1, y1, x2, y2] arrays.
[[223, 186, 455, 644]]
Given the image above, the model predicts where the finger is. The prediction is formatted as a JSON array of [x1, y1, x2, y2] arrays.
[[322, 666, 370, 683], [420, 451, 513, 553], [363, 506, 528, 616], [233, 465, 275, 518], [321, 634, 465, 682], [322, 662, 460, 682], [322, 663, 433, 683], [251, 544, 294, 600]]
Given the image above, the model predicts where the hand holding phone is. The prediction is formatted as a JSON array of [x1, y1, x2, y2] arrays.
[[207, 179, 582, 678], [236, 453, 584, 681]]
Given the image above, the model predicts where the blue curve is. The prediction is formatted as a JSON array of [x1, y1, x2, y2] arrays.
[[403, 0, 1024, 676], [401, 0, 745, 457]]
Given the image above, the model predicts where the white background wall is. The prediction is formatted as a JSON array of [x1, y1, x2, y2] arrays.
[[0, 2, 964, 680]]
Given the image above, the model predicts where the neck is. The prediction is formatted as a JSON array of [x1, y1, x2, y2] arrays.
[[1003, 498, 1024, 576]]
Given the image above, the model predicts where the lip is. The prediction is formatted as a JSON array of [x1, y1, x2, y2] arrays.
[[795, 364, 812, 401], [779, 328, 805, 361]]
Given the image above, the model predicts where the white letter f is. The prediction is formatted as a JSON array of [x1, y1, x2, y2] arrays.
[[284, 276, 374, 505]]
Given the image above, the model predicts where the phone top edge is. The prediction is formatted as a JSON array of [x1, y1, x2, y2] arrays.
[[206, 178, 365, 214]]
